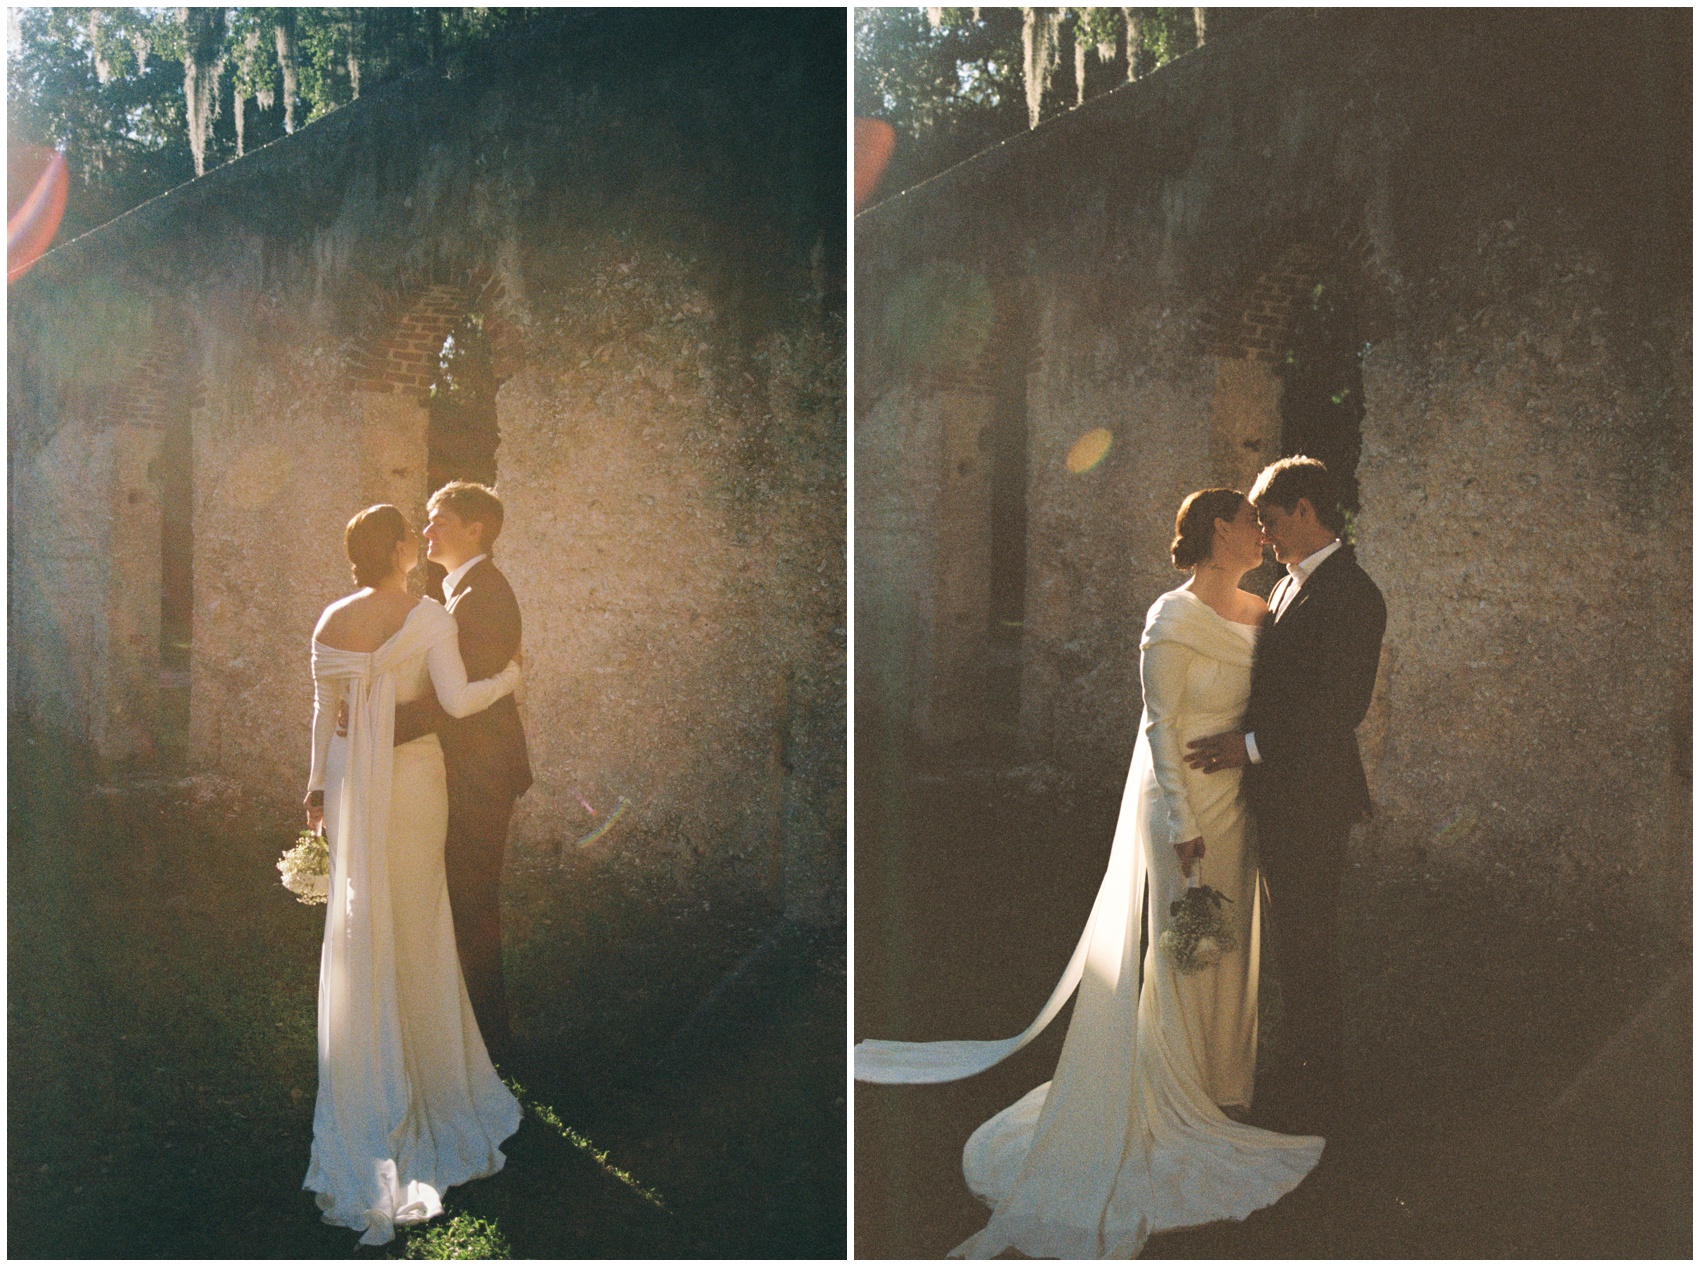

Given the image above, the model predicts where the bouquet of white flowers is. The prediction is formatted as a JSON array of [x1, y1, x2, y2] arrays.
[[1159, 878, 1236, 974], [278, 828, 330, 905]]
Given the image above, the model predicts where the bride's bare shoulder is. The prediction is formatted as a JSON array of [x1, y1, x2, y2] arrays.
[[314, 593, 362, 643], [1234, 590, 1269, 622]]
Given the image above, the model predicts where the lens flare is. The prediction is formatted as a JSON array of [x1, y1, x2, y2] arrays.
[[1065, 427, 1114, 474], [854, 118, 895, 212], [1432, 804, 1478, 845], [577, 796, 631, 848], [8, 147, 69, 284]]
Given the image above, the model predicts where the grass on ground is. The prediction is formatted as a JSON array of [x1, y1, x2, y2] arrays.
[[8, 721, 845, 1259]]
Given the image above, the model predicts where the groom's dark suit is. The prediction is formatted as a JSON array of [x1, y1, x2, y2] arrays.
[[394, 557, 533, 1061], [1243, 545, 1385, 1099]]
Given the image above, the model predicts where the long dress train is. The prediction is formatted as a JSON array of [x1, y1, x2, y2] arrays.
[[304, 599, 523, 1245], [855, 588, 1322, 1258]]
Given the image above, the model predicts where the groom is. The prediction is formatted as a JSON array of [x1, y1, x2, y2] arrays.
[[394, 480, 533, 1064], [1186, 456, 1385, 1128]]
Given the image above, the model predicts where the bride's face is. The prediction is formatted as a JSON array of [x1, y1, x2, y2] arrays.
[[1216, 501, 1264, 570], [394, 532, 420, 577]]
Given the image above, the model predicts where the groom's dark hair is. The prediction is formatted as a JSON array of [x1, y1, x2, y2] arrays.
[[1250, 456, 1345, 534], [429, 480, 505, 552]]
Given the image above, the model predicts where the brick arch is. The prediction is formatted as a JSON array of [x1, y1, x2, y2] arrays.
[[1197, 221, 1394, 362], [1200, 242, 1331, 362], [346, 266, 525, 398], [48, 303, 203, 433]]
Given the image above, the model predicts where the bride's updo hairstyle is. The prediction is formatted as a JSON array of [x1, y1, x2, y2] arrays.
[[345, 504, 410, 587], [1170, 488, 1246, 571]]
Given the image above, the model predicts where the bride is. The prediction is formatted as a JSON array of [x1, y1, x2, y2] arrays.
[[301, 504, 524, 1245], [855, 488, 1323, 1259]]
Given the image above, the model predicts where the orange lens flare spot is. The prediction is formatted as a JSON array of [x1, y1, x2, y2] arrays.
[[8, 147, 69, 284], [854, 118, 895, 212], [1065, 428, 1114, 474]]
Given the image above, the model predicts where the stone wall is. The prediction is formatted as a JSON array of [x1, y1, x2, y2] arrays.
[[855, 9, 1689, 928], [10, 11, 845, 925]]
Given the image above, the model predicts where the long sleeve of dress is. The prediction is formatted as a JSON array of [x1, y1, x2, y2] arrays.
[[426, 630, 521, 718], [1141, 640, 1199, 846], [308, 670, 344, 794]]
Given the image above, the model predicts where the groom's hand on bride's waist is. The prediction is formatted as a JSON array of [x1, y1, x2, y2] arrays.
[[335, 698, 441, 746], [1186, 731, 1248, 774]]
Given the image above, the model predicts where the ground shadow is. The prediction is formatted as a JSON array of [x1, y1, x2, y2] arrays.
[[8, 719, 844, 1259], [853, 741, 1689, 1258]]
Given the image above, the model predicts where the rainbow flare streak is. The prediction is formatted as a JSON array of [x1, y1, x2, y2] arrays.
[[1432, 804, 1479, 844], [577, 796, 631, 848]]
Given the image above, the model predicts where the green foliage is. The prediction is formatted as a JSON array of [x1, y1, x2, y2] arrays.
[[503, 1077, 668, 1211], [8, 8, 191, 235], [1130, 8, 1198, 72], [854, 7, 1027, 197], [855, 6, 1206, 203], [1277, 273, 1367, 518], [7, 8, 538, 243], [403, 1213, 512, 1260], [1168, 884, 1233, 920], [855, 8, 1025, 134]]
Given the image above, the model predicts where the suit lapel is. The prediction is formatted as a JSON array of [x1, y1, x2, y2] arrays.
[[446, 558, 489, 611], [1279, 575, 1317, 624], [1280, 547, 1352, 627]]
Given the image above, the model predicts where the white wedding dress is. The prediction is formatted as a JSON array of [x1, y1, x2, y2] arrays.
[[856, 587, 1323, 1258], [305, 598, 524, 1245]]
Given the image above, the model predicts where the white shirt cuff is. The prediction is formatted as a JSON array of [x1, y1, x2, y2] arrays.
[[1244, 731, 1262, 764]]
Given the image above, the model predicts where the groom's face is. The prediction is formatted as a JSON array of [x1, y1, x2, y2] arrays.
[[424, 506, 483, 571], [1254, 500, 1308, 565]]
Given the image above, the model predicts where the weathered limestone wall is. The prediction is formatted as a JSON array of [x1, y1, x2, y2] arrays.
[[10, 418, 116, 750], [1356, 210, 1690, 919], [11, 12, 845, 924], [855, 9, 1689, 926], [1020, 279, 1224, 768]]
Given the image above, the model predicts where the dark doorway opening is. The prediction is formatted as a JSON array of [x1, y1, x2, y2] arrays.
[[1277, 271, 1365, 530], [423, 312, 500, 593], [985, 299, 1032, 740], [158, 387, 193, 768]]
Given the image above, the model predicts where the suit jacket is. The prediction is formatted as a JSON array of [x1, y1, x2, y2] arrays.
[[1242, 545, 1386, 832], [394, 557, 534, 802]]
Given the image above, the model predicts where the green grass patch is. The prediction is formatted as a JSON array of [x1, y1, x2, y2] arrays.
[[504, 1077, 667, 1210], [8, 722, 844, 1258], [402, 1213, 511, 1259]]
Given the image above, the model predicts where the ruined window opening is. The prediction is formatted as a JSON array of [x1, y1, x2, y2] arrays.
[[158, 384, 194, 768], [1276, 273, 1365, 535], [423, 311, 500, 592], [985, 303, 1032, 739]]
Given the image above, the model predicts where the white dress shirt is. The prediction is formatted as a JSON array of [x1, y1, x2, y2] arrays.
[[1246, 537, 1342, 764], [442, 553, 488, 601]]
